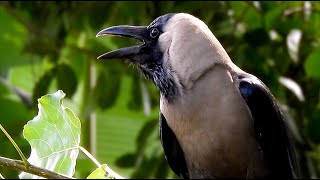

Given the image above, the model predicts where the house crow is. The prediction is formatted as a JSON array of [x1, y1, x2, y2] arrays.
[[96, 13, 300, 179]]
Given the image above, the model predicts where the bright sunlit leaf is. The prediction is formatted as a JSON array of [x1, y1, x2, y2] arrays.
[[279, 76, 305, 102], [19, 90, 81, 179], [287, 29, 302, 63], [87, 164, 115, 179]]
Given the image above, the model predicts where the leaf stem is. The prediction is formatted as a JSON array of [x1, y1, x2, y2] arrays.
[[78, 146, 124, 179], [0, 124, 29, 167], [78, 146, 101, 167]]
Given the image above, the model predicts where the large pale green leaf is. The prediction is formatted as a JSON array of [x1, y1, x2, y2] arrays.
[[19, 90, 81, 179]]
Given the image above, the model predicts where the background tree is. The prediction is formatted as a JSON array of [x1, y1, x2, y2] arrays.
[[0, 1, 319, 178]]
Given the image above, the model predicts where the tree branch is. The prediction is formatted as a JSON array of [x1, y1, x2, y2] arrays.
[[0, 156, 74, 179]]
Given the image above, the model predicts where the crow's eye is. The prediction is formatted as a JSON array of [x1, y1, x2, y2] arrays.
[[150, 28, 159, 38]]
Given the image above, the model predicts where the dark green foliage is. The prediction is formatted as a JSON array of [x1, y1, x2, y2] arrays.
[[244, 28, 270, 46], [32, 69, 54, 106], [94, 62, 122, 109], [308, 110, 320, 144], [56, 63, 78, 98], [127, 75, 143, 111], [115, 153, 137, 168], [136, 119, 158, 150]]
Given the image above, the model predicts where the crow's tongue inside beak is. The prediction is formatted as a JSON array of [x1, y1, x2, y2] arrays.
[[96, 25, 147, 60]]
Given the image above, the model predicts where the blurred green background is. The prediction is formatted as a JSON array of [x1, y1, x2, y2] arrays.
[[0, 1, 320, 178]]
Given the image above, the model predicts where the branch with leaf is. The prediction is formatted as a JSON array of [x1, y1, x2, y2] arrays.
[[0, 91, 123, 179]]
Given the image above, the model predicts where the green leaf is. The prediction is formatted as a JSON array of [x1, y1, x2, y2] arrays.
[[131, 154, 159, 178], [304, 13, 320, 39], [307, 109, 320, 144], [263, 2, 284, 30], [19, 90, 81, 179], [242, 6, 263, 30], [8, 59, 43, 94], [304, 47, 320, 80], [0, 97, 33, 135], [127, 75, 142, 111], [136, 119, 158, 150], [94, 65, 122, 109], [275, 19, 302, 37], [115, 153, 136, 168], [0, 79, 11, 96], [154, 154, 170, 179], [87, 164, 115, 179], [0, 6, 28, 72], [74, 158, 96, 178], [243, 28, 270, 46]]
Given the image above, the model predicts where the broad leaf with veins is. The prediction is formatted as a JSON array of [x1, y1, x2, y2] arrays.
[[19, 90, 81, 179]]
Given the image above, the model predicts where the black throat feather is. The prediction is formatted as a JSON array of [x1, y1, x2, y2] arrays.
[[139, 65, 179, 103]]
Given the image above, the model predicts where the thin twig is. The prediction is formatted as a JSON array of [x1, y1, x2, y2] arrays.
[[0, 124, 29, 167], [79, 146, 101, 167], [0, 156, 74, 179]]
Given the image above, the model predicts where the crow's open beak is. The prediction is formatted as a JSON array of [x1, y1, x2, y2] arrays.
[[96, 25, 148, 60]]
